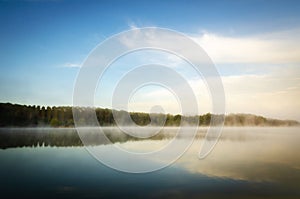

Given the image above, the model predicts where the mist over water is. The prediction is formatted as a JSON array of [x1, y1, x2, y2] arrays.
[[0, 127, 299, 198], [0, 126, 299, 147]]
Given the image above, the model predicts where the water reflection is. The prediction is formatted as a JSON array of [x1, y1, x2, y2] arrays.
[[179, 128, 300, 188], [0, 127, 268, 149], [0, 127, 178, 149], [89, 127, 300, 188], [0, 127, 299, 198]]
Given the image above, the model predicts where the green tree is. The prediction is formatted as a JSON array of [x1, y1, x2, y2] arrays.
[[50, 118, 60, 127]]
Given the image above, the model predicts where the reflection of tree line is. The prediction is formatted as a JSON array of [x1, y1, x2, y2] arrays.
[[0, 128, 174, 149], [0, 127, 278, 149], [0, 103, 299, 127]]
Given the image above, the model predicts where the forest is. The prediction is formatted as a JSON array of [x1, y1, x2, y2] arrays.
[[0, 103, 299, 127]]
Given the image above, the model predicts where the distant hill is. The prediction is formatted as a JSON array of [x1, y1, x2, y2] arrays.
[[0, 103, 299, 127]]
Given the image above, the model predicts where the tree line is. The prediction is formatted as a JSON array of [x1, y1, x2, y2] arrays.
[[0, 103, 298, 127]]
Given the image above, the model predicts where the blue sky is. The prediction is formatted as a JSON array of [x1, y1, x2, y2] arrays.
[[1, 0, 300, 120]]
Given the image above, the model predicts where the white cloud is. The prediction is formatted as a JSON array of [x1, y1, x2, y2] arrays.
[[118, 27, 300, 64], [192, 29, 300, 64]]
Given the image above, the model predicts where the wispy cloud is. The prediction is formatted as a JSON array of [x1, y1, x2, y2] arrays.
[[63, 62, 81, 68], [128, 21, 139, 29], [221, 71, 300, 120], [195, 66, 300, 120]]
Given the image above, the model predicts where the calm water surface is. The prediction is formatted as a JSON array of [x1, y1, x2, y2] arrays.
[[0, 127, 299, 199]]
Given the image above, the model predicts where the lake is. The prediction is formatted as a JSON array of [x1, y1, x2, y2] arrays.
[[0, 127, 299, 199]]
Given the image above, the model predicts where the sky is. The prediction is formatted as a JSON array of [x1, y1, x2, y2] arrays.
[[1, 0, 300, 120]]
